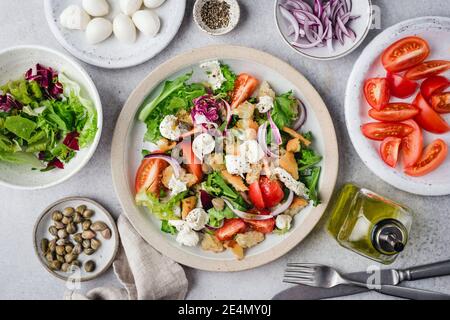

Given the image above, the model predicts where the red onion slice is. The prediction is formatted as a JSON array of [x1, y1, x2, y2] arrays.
[[257, 122, 279, 158], [144, 154, 181, 178], [292, 100, 307, 131], [269, 190, 294, 216], [267, 112, 282, 145], [222, 198, 273, 221]]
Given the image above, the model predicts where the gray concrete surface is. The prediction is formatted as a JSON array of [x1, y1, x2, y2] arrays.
[[0, 0, 449, 300]]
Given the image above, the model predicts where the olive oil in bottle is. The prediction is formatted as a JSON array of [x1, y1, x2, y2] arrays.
[[327, 184, 413, 264]]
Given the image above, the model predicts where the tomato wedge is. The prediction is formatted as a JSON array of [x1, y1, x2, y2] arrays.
[[180, 140, 203, 182], [361, 122, 414, 141], [368, 103, 419, 122], [413, 93, 450, 134], [381, 36, 430, 72], [135, 158, 168, 194], [405, 139, 448, 177], [405, 60, 450, 80], [380, 137, 401, 168], [431, 92, 450, 113], [231, 73, 259, 109], [401, 119, 423, 168], [215, 218, 247, 241], [420, 75, 450, 100], [364, 78, 390, 110], [245, 218, 275, 234], [248, 181, 266, 210], [386, 72, 418, 98], [258, 176, 284, 208]]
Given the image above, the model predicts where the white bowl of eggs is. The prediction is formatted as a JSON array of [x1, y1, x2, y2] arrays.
[[44, 0, 187, 68]]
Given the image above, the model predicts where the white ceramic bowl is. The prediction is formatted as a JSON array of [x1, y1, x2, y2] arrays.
[[274, 0, 372, 60], [193, 0, 240, 36], [0, 46, 102, 189]]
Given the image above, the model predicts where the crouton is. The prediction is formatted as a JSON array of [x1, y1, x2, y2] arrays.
[[235, 231, 265, 248], [221, 170, 249, 192], [201, 233, 225, 253], [285, 196, 309, 216], [181, 196, 197, 219], [282, 127, 311, 146], [224, 240, 244, 260], [279, 151, 299, 180], [286, 138, 301, 153]]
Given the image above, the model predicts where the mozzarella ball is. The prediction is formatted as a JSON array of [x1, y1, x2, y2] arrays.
[[113, 14, 137, 43], [120, 0, 143, 15], [85, 18, 113, 44], [132, 10, 160, 37], [144, 0, 166, 8], [59, 5, 91, 30], [82, 0, 109, 17]]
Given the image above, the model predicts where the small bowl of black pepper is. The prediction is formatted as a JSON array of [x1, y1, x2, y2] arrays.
[[193, 0, 240, 36]]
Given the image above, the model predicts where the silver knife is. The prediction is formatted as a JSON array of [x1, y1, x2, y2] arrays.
[[272, 259, 450, 300]]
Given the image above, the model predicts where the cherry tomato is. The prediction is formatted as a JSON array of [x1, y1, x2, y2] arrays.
[[135, 158, 168, 194], [364, 78, 390, 110], [405, 60, 450, 80], [215, 218, 247, 241], [413, 93, 450, 134], [404, 139, 448, 177], [181, 140, 203, 183], [245, 218, 275, 234], [431, 92, 450, 113], [420, 75, 450, 100], [381, 36, 430, 72], [368, 103, 419, 122], [386, 72, 418, 98], [248, 181, 266, 210], [361, 122, 414, 141], [380, 137, 401, 168], [401, 119, 423, 168], [231, 73, 259, 109], [258, 176, 285, 208]]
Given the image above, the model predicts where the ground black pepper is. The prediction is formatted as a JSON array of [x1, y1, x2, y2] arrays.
[[201, 0, 231, 30]]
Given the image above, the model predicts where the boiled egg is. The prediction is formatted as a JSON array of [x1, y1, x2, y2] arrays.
[[82, 0, 109, 17], [86, 18, 113, 44], [59, 5, 91, 31], [132, 10, 160, 37], [113, 14, 136, 43], [120, 0, 143, 15], [144, 0, 166, 8]]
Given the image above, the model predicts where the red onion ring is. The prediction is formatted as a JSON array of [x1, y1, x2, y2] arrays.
[[292, 100, 307, 130], [144, 154, 181, 178], [257, 122, 279, 158], [269, 190, 294, 216], [267, 112, 282, 145], [222, 198, 273, 221]]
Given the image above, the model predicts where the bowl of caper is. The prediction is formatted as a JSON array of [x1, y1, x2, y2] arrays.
[[33, 197, 119, 282]]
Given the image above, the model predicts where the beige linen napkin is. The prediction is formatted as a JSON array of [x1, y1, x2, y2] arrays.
[[65, 215, 188, 300]]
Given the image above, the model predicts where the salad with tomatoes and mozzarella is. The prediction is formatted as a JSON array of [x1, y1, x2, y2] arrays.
[[361, 36, 450, 177], [134, 60, 322, 259]]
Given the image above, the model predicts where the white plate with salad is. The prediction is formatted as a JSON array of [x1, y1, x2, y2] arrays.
[[0, 46, 102, 189], [111, 45, 338, 271]]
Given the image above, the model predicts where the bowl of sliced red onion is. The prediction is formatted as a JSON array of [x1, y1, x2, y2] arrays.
[[275, 0, 373, 60]]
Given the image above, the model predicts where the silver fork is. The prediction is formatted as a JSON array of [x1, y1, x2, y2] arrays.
[[284, 263, 450, 300]]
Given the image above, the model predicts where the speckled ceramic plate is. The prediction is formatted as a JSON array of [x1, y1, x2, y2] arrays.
[[43, 0, 186, 69], [33, 197, 119, 282], [345, 16, 450, 196], [111, 45, 339, 272]]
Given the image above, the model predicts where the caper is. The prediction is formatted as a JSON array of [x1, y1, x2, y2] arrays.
[[72, 244, 82, 255], [91, 221, 108, 232], [56, 255, 65, 263], [65, 244, 73, 254], [84, 260, 96, 273], [82, 230, 96, 240], [48, 239, 57, 252], [54, 221, 65, 229], [52, 211, 63, 221], [76, 205, 87, 214], [65, 253, 77, 264], [56, 239, 67, 246], [71, 260, 81, 268], [84, 248, 96, 255], [101, 228, 112, 240], [55, 245, 65, 256], [90, 238, 102, 250], [48, 226, 58, 236], [61, 216, 73, 225], [73, 212, 83, 224], [45, 252, 54, 262], [49, 260, 62, 271], [63, 207, 75, 217], [57, 229, 68, 239], [82, 239, 91, 249], [82, 220, 92, 231], [61, 263, 70, 272], [66, 222, 77, 235], [41, 238, 49, 253], [82, 209, 94, 219]]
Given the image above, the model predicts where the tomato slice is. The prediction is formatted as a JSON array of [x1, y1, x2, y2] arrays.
[[386, 72, 418, 98], [361, 122, 414, 141], [215, 218, 247, 241], [368, 103, 419, 122], [405, 139, 448, 177], [258, 176, 284, 208], [413, 93, 450, 134], [401, 119, 423, 168], [381, 36, 430, 72], [420, 75, 450, 100], [180, 140, 203, 182], [248, 181, 266, 210], [431, 92, 450, 113], [245, 218, 275, 234], [231, 73, 259, 109], [135, 158, 168, 194], [380, 137, 401, 168], [405, 60, 450, 80], [364, 78, 390, 110]]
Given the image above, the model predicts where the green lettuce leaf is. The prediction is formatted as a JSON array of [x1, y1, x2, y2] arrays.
[[0, 151, 44, 168], [271, 91, 299, 128]]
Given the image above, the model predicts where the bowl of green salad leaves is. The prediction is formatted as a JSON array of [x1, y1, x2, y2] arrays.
[[0, 45, 102, 189]]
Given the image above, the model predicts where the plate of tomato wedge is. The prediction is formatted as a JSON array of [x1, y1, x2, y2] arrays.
[[346, 16, 450, 196]]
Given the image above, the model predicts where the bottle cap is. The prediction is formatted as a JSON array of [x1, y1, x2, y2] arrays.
[[372, 219, 407, 255]]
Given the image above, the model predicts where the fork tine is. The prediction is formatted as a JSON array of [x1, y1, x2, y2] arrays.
[[283, 279, 315, 286], [284, 267, 315, 274], [283, 274, 314, 281], [287, 262, 318, 267]]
